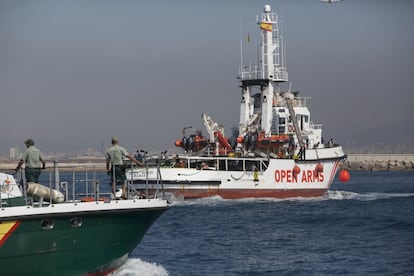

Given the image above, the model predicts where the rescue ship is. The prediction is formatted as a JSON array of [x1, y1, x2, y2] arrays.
[[126, 4, 349, 199], [0, 164, 168, 276]]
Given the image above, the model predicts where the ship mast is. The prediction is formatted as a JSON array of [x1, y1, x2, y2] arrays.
[[238, 4, 288, 137]]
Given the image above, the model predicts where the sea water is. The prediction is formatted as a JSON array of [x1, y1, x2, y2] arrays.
[[117, 171, 414, 276], [39, 171, 414, 275]]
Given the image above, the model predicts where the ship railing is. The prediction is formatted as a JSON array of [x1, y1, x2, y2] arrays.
[[238, 66, 288, 82], [13, 161, 155, 207], [168, 155, 269, 172], [309, 122, 323, 129], [291, 97, 311, 107], [124, 150, 168, 200], [239, 66, 262, 80]]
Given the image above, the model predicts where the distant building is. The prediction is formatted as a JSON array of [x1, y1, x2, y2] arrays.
[[101, 141, 106, 156], [9, 147, 20, 160]]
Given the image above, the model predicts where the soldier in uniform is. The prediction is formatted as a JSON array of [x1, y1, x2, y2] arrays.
[[15, 139, 46, 183], [106, 137, 143, 199]]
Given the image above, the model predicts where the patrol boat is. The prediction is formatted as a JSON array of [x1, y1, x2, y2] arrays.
[[0, 164, 168, 276], [126, 5, 349, 199]]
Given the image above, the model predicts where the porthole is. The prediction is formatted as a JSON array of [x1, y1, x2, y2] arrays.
[[70, 217, 82, 228], [41, 219, 54, 230]]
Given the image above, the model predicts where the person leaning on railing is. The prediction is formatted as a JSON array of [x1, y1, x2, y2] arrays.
[[15, 138, 46, 183], [106, 137, 143, 199]]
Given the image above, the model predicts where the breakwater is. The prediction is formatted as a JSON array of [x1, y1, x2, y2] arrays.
[[343, 154, 414, 171], [0, 160, 106, 172], [1, 154, 413, 172]]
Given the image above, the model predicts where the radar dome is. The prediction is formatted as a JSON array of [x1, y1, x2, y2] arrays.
[[264, 5, 271, 12]]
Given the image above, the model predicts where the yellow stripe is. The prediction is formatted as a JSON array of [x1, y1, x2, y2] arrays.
[[0, 221, 18, 242]]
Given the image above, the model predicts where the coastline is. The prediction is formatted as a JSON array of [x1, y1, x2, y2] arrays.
[[1, 154, 413, 172], [0, 159, 106, 172]]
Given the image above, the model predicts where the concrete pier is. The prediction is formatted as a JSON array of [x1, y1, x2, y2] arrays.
[[344, 154, 414, 171]]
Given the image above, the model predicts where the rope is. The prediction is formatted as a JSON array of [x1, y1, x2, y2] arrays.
[[177, 170, 202, 177], [231, 172, 245, 180]]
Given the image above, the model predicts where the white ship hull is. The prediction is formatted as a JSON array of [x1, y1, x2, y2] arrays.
[[127, 146, 346, 199]]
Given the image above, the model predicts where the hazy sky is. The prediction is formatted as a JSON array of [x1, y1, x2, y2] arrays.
[[1, 0, 413, 154]]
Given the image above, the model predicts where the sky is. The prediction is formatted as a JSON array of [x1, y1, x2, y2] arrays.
[[1, 0, 413, 155]]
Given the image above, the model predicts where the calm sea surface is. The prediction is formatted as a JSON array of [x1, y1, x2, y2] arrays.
[[41, 171, 414, 275]]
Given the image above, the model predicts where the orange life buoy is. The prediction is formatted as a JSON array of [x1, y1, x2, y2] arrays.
[[81, 197, 105, 202], [288, 125, 294, 132]]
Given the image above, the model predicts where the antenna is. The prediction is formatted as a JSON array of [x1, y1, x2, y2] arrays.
[[239, 9, 243, 74]]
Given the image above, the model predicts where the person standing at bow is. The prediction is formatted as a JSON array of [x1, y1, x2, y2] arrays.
[[15, 139, 46, 183], [106, 137, 143, 199]]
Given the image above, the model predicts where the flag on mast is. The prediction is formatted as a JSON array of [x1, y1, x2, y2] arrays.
[[260, 22, 272, 32]]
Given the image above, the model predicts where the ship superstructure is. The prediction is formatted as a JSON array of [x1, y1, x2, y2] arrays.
[[126, 5, 349, 200], [238, 4, 321, 155]]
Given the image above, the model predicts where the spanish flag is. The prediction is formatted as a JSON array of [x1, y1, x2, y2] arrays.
[[246, 33, 250, 43], [260, 22, 272, 32], [0, 221, 20, 247]]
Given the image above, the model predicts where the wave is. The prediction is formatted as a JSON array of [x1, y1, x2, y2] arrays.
[[168, 191, 414, 206], [171, 195, 328, 206], [327, 190, 414, 201], [113, 258, 168, 276], [170, 195, 225, 206]]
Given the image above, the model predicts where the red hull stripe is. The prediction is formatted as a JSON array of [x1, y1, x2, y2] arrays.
[[328, 160, 340, 187], [0, 221, 21, 247]]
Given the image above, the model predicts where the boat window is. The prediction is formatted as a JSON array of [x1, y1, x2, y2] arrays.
[[227, 160, 243, 171], [253, 94, 261, 108], [245, 161, 262, 171], [188, 160, 198, 169], [278, 117, 286, 124], [41, 219, 54, 230], [260, 160, 269, 170], [70, 217, 83, 228], [278, 108, 285, 112], [218, 160, 227, 170]]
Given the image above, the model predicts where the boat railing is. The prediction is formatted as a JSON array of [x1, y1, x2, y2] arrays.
[[125, 151, 168, 199], [239, 66, 288, 82], [309, 122, 323, 129], [164, 155, 270, 172], [290, 96, 311, 107], [12, 160, 157, 207]]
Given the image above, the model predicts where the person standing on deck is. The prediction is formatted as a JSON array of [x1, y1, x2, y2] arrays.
[[15, 139, 46, 183], [106, 137, 143, 199]]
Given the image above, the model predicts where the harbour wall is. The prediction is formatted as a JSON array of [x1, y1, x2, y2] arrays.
[[1, 154, 414, 172], [0, 160, 106, 172], [343, 154, 414, 171]]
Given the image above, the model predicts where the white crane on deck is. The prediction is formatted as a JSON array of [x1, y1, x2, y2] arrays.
[[202, 113, 233, 153]]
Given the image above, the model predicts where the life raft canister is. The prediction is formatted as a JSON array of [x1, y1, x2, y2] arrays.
[[81, 197, 105, 202]]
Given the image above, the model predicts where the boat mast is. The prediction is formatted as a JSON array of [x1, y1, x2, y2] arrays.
[[238, 5, 288, 137]]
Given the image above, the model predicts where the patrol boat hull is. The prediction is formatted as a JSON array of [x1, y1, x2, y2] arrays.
[[0, 172, 169, 276]]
